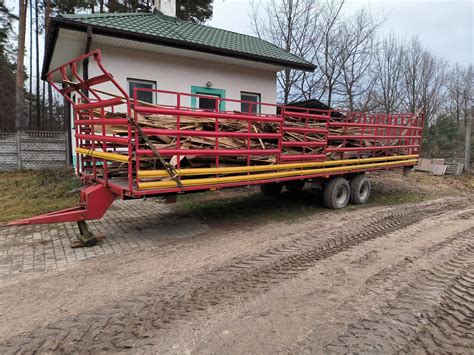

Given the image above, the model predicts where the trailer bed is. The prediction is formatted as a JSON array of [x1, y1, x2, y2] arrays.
[[7, 50, 423, 237]]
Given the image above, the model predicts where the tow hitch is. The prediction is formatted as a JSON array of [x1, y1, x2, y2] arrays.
[[7, 184, 116, 246]]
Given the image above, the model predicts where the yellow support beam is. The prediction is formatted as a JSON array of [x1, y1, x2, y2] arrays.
[[138, 155, 419, 178], [138, 159, 418, 189], [76, 147, 129, 163]]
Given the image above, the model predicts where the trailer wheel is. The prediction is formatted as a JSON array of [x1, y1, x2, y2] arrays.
[[260, 183, 283, 196], [285, 180, 305, 192], [349, 175, 371, 205], [323, 177, 350, 209]]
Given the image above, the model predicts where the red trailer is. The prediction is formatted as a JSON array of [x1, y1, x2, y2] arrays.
[[8, 51, 423, 245]]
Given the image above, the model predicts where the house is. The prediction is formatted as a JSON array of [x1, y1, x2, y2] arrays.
[[41, 0, 315, 162]]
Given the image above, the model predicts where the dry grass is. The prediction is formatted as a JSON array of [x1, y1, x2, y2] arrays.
[[1, 168, 471, 225], [176, 170, 473, 225], [0, 169, 81, 224]]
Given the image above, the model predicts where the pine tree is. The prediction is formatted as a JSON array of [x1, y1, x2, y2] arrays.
[[176, 0, 213, 23], [15, 0, 28, 131], [28, 0, 33, 128], [35, 0, 40, 130], [46, 0, 53, 129], [0, 3, 17, 131]]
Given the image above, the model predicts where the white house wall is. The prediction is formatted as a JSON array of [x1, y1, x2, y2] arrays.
[[88, 43, 278, 114]]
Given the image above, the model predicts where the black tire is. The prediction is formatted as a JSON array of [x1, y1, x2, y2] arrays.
[[349, 175, 371, 205], [285, 180, 305, 192], [323, 177, 350, 209], [260, 183, 283, 196]]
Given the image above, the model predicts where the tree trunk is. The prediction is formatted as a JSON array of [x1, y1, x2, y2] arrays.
[[42, 80, 47, 129], [327, 83, 333, 108], [347, 90, 353, 111], [28, 0, 33, 129], [45, 0, 53, 129], [15, 0, 28, 131], [35, 0, 41, 130], [48, 85, 53, 128]]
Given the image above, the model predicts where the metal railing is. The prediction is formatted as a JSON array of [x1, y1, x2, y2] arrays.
[[46, 49, 423, 198]]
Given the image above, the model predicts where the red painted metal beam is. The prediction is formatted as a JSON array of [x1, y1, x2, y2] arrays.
[[75, 97, 123, 111], [61, 74, 110, 95], [74, 118, 128, 125], [283, 127, 327, 134], [282, 141, 326, 147], [329, 122, 422, 130], [7, 185, 116, 226], [326, 145, 419, 152], [75, 133, 129, 145], [141, 128, 280, 139], [134, 106, 283, 123], [280, 154, 326, 161], [282, 111, 330, 120], [136, 148, 281, 156], [328, 134, 421, 140]]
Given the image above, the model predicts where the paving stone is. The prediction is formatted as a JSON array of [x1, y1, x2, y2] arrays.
[[0, 200, 208, 277]]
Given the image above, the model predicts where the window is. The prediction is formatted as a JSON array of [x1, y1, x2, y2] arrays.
[[191, 86, 226, 111], [128, 79, 156, 104], [241, 92, 261, 114]]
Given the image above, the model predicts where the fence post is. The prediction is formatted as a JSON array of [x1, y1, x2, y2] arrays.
[[65, 130, 72, 166], [16, 132, 22, 170]]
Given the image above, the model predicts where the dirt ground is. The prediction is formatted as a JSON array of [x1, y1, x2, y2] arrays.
[[0, 171, 473, 353]]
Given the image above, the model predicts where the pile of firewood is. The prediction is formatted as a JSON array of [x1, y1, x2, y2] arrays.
[[137, 113, 278, 165], [91, 109, 413, 172]]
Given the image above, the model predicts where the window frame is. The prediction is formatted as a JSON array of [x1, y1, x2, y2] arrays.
[[191, 86, 226, 111], [127, 78, 157, 104], [240, 91, 261, 114]]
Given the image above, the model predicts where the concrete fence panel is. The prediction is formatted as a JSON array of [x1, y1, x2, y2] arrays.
[[0, 133, 19, 171], [0, 131, 67, 171]]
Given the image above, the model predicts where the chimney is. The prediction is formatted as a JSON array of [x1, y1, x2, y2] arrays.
[[154, 0, 176, 17]]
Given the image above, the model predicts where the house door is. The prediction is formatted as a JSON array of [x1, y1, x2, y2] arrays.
[[191, 86, 226, 111], [198, 94, 220, 110]]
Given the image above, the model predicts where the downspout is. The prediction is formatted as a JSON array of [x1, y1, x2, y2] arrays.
[[63, 86, 72, 166], [78, 26, 93, 169], [82, 25, 93, 98], [65, 26, 92, 166]]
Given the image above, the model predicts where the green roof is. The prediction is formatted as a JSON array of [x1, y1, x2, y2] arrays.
[[53, 11, 315, 71]]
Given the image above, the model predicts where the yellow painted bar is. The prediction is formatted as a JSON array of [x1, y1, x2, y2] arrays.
[[138, 159, 418, 189], [76, 147, 129, 163], [138, 155, 419, 178]]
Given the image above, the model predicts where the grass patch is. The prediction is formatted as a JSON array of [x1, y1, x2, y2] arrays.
[[0, 169, 81, 224], [0, 169, 451, 226], [176, 185, 437, 225]]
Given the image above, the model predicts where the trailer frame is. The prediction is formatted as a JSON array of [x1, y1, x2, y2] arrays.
[[7, 50, 424, 243]]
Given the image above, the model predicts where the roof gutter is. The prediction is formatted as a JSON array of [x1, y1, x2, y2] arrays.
[[41, 17, 316, 79], [41, 18, 60, 79]]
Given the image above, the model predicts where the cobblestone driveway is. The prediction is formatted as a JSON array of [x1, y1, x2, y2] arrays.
[[0, 200, 208, 276]]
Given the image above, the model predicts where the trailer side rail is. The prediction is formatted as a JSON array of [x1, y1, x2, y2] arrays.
[[47, 50, 423, 198]]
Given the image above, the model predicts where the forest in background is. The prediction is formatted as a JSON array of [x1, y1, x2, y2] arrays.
[[0, 0, 471, 161], [0, 0, 213, 134], [252, 0, 472, 161]]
